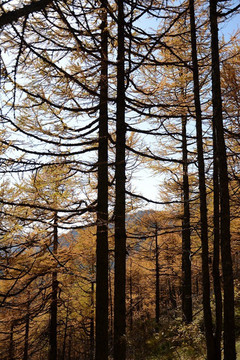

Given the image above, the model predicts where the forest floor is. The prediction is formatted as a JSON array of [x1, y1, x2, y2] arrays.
[[127, 290, 240, 360], [237, 341, 240, 359]]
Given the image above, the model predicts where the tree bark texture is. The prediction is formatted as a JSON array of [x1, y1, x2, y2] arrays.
[[49, 212, 58, 360], [95, 1, 109, 359], [90, 281, 95, 360], [212, 124, 222, 360], [155, 228, 160, 325], [23, 300, 30, 360], [189, 1, 215, 358], [9, 322, 14, 360], [209, 1, 236, 358], [114, 1, 126, 359]]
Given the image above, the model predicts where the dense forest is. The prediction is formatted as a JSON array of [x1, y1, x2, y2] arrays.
[[0, 0, 240, 359]]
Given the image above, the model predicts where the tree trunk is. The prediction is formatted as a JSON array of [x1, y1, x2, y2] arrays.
[[9, 321, 14, 360], [212, 124, 222, 360], [49, 211, 58, 360], [109, 265, 114, 349], [23, 300, 30, 360], [181, 115, 192, 323], [155, 228, 160, 326], [209, 1, 236, 358], [189, 1, 215, 358], [90, 281, 94, 360], [95, 1, 109, 359], [68, 329, 72, 360], [114, 1, 126, 359]]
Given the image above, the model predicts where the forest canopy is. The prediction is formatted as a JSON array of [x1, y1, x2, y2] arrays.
[[0, 1, 240, 360]]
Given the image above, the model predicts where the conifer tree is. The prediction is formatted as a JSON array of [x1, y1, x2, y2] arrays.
[[95, 1, 109, 359], [189, 0, 215, 358], [114, 1, 127, 359], [209, 1, 236, 358]]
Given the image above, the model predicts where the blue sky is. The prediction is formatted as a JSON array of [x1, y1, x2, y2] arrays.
[[134, 5, 240, 210]]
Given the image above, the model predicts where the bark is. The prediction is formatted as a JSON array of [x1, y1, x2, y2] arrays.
[[23, 300, 30, 360], [169, 281, 177, 309], [212, 124, 222, 360], [109, 265, 114, 347], [95, 1, 109, 359], [114, 1, 126, 359], [189, 0, 215, 358], [209, 1, 236, 358], [49, 212, 58, 360], [181, 115, 192, 323], [68, 330, 72, 360], [9, 322, 14, 360], [155, 228, 160, 325], [90, 282, 94, 360]]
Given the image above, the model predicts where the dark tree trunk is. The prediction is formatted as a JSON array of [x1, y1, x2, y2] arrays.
[[68, 329, 72, 360], [209, 1, 236, 358], [9, 321, 14, 360], [49, 211, 58, 360], [23, 300, 30, 360], [95, 1, 109, 359], [189, 1, 215, 358], [109, 265, 113, 347], [90, 281, 94, 360], [212, 124, 222, 360], [169, 281, 177, 309], [114, 1, 126, 359], [181, 115, 192, 323], [155, 228, 160, 325]]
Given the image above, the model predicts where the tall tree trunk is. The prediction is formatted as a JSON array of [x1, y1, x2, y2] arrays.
[[49, 211, 58, 360], [109, 265, 113, 348], [23, 299, 30, 360], [68, 329, 72, 360], [189, 1, 215, 358], [209, 1, 236, 358], [95, 1, 109, 359], [114, 1, 126, 359], [155, 228, 160, 326], [90, 281, 94, 360], [212, 124, 222, 360], [181, 115, 192, 323], [9, 321, 14, 360]]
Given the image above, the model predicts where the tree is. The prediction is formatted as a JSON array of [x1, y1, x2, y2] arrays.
[[95, 1, 109, 359], [189, 0, 215, 358], [114, 1, 127, 359], [0, 0, 53, 27], [0, 1, 240, 359], [209, 1, 236, 358]]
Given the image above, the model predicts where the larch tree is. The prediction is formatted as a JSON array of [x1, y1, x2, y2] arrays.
[[95, 1, 109, 359], [189, 0, 215, 358], [209, 0, 236, 358], [114, 1, 127, 359]]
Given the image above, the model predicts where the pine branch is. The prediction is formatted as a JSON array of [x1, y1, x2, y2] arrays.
[[0, 0, 53, 27]]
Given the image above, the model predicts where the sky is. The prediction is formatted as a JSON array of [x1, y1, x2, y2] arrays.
[[1, 1, 239, 212], [133, 5, 240, 210]]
